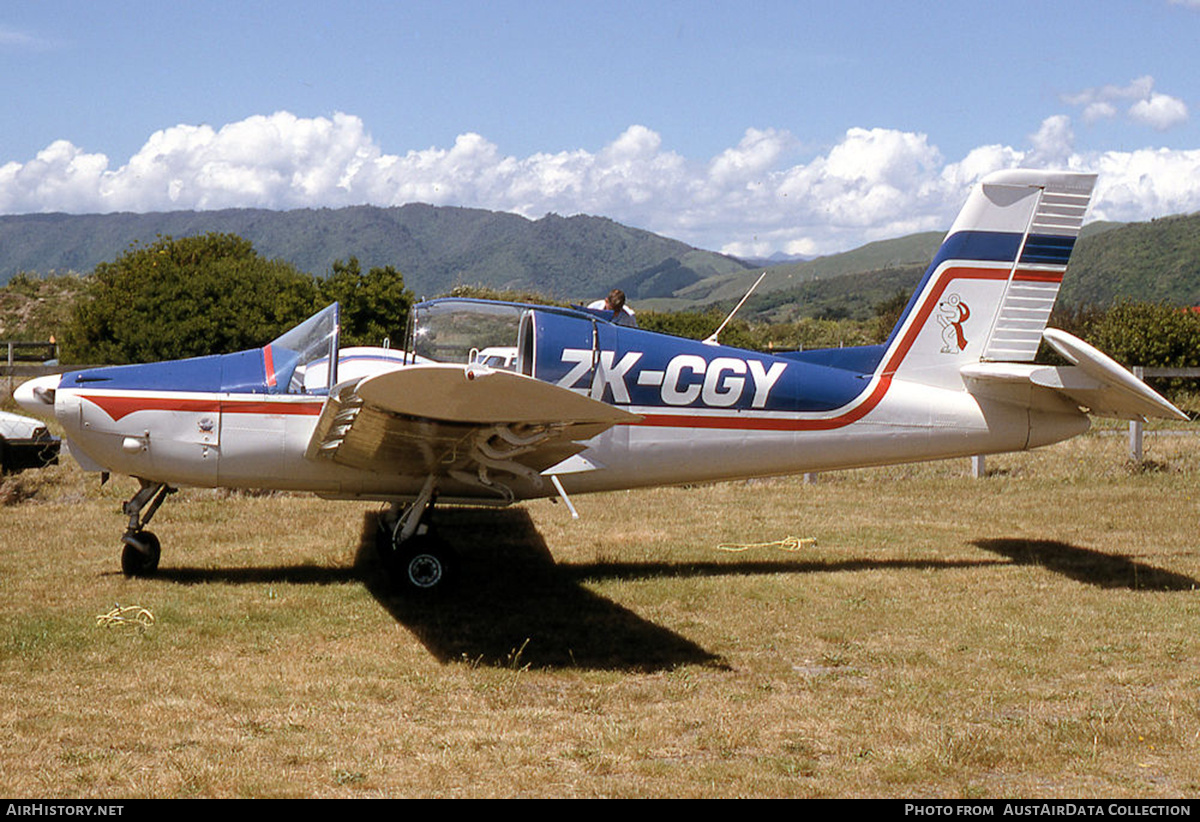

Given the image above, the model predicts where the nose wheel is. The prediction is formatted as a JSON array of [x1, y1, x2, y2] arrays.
[[121, 531, 161, 577], [119, 480, 175, 578]]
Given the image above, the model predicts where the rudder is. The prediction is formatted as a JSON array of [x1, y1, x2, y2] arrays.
[[882, 170, 1096, 389]]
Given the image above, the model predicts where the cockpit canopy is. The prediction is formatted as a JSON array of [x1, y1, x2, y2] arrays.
[[264, 302, 340, 393], [410, 300, 524, 363], [56, 303, 343, 396], [409, 299, 537, 375]]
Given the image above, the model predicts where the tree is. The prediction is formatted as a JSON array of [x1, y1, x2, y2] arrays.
[[318, 257, 414, 348], [63, 233, 319, 364], [637, 309, 757, 349]]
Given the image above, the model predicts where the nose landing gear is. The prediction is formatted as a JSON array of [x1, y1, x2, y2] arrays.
[[119, 480, 175, 577]]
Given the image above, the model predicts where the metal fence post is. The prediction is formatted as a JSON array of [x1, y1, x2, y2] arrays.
[[1129, 366, 1145, 464], [971, 455, 986, 478]]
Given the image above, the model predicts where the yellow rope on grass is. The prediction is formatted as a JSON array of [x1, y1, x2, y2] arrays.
[[95, 604, 155, 631], [717, 535, 816, 553]]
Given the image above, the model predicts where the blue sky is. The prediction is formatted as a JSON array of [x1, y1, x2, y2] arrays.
[[2, 1, 1199, 257]]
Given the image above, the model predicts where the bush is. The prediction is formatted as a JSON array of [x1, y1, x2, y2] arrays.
[[63, 233, 319, 364], [61, 236, 416, 364], [1083, 301, 1200, 369]]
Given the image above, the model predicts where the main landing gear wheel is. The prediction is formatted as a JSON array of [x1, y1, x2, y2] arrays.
[[391, 536, 456, 593], [378, 478, 456, 595], [121, 531, 161, 577]]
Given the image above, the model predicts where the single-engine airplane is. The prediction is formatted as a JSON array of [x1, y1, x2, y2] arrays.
[[15, 170, 1187, 591]]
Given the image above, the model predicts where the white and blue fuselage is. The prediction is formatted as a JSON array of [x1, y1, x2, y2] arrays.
[[20, 171, 1144, 508]]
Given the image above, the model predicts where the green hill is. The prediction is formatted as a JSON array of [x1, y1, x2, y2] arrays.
[[637, 231, 947, 313], [719, 221, 1133, 323], [755, 216, 1192, 321], [0, 206, 750, 302], [1060, 214, 1200, 307], [740, 265, 930, 323], [4, 202, 1197, 320]]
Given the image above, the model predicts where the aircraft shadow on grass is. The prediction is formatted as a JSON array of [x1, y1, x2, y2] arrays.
[[358, 508, 728, 672], [973, 538, 1199, 591], [152, 508, 727, 672], [146, 522, 1197, 669], [150, 508, 1050, 672]]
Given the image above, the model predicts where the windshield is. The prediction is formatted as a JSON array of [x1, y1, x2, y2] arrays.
[[264, 303, 340, 393], [410, 300, 526, 365]]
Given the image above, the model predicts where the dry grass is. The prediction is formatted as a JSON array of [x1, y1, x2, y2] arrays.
[[1, 431, 1199, 798]]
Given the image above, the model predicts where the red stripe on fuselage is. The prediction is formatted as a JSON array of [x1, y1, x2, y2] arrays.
[[636, 265, 1061, 432], [636, 374, 894, 431], [80, 394, 324, 422]]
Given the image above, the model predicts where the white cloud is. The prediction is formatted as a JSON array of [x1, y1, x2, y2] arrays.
[[1089, 147, 1200, 222], [1081, 102, 1117, 124], [1062, 76, 1189, 132], [1128, 93, 1189, 131], [1061, 76, 1153, 108], [1028, 115, 1075, 166], [708, 128, 794, 186], [4, 110, 1200, 256]]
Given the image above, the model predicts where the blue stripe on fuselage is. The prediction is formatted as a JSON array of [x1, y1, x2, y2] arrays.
[[532, 311, 871, 413], [775, 344, 888, 373], [60, 349, 270, 393]]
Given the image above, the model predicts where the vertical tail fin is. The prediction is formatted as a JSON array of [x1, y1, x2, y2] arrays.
[[883, 170, 1096, 388]]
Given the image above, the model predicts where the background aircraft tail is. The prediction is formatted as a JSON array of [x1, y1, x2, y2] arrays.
[[882, 170, 1096, 389]]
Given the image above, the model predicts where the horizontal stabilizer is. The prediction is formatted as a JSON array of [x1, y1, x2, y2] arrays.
[[1041, 329, 1187, 421], [961, 329, 1187, 421]]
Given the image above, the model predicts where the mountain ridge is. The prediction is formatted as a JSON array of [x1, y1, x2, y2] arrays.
[[2, 205, 1197, 317], [0, 205, 751, 302]]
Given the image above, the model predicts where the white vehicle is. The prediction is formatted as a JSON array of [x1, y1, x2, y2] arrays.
[[0, 409, 59, 474], [474, 346, 518, 370]]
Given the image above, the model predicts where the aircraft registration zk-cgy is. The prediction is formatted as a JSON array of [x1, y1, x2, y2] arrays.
[[556, 347, 787, 408], [14, 169, 1187, 593]]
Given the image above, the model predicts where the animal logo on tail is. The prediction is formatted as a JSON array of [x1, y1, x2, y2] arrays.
[[937, 294, 970, 353]]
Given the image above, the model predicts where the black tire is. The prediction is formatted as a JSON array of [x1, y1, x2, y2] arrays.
[[121, 531, 161, 577], [387, 535, 456, 594]]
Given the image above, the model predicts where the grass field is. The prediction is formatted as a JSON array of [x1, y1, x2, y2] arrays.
[[1, 430, 1198, 798]]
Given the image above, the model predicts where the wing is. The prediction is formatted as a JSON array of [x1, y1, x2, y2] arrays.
[[304, 363, 640, 501], [961, 329, 1187, 422]]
